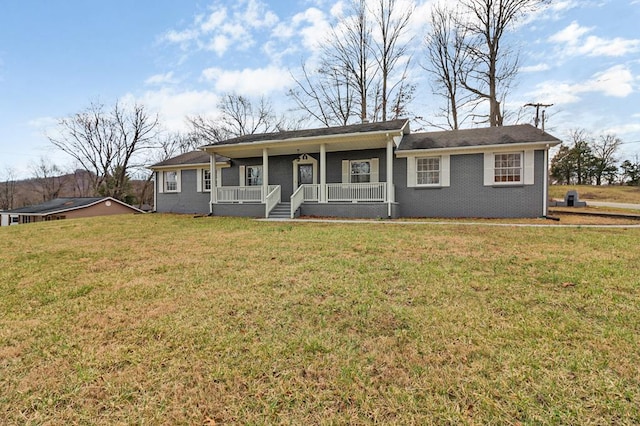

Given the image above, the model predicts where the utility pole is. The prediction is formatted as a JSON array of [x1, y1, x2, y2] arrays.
[[524, 103, 553, 130]]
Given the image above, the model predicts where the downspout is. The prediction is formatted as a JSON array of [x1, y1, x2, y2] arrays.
[[386, 136, 394, 218], [153, 171, 157, 212], [543, 145, 549, 217], [263, 148, 269, 218], [210, 153, 217, 215]]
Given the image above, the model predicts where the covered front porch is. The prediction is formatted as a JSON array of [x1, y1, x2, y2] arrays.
[[201, 120, 408, 219]]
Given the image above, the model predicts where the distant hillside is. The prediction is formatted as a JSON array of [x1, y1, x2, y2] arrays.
[[0, 170, 152, 210]]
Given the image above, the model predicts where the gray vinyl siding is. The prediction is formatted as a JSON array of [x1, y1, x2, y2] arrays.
[[155, 170, 210, 214], [394, 151, 546, 218]]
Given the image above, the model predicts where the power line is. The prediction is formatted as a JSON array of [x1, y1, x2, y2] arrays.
[[524, 103, 553, 131]]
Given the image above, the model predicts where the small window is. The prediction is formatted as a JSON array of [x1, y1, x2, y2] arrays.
[[494, 153, 522, 183], [417, 157, 440, 185], [350, 160, 371, 183], [165, 171, 178, 192], [203, 169, 211, 191], [247, 166, 263, 186]]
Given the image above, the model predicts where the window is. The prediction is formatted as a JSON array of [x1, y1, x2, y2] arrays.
[[246, 165, 263, 186], [494, 153, 522, 183], [350, 160, 371, 183], [406, 155, 449, 188], [203, 169, 211, 191], [165, 171, 178, 192], [416, 157, 440, 185]]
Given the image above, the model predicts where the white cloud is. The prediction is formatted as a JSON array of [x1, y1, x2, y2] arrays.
[[163, 0, 279, 54], [604, 122, 640, 137], [126, 89, 220, 132], [28, 116, 58, 131], [549, 21, 640, 57], [291, 8, 330, 52], [144, 72, 177, 86], [242, 0, 279, 28], [200, 9, 227, 33], [549, 21, 591, 44], [208, 35, 231, 56], [201, 65, 293, 96], [529, 65, 635, 104], [163, 28, 199, 46], [520, 63, 550, 73]]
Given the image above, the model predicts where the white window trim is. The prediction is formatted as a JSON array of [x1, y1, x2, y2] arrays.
[[341, 158, 379, 184], [162, 170, 181, 193], [407, 155, 450, 188], [292, 154, 318, 188], [484, 150, 534, 186], [240, 165, 263, 186], [197, 168, 216, 192]]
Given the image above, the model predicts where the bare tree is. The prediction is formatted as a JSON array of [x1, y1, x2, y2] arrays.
[[423, 3, 472, 129], [189, 94, 292, 145], [444, 0, 549, 126], [289, 61, 358, 127], [289, 0, 371, 126], [0, 167, 18, 210], [187, 115, 230, 145], [70, 168, 93, 197], [29, 157, 65, 202], [289, 0, 415, 126], [47, 100, 160, 201], [591, 133, 621, 185], [371, 0, 415, 122]]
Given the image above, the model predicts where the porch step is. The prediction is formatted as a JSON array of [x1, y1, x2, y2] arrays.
[[268, 202, 291, 219]]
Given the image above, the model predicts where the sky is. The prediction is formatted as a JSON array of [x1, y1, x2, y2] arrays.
[[1, 0, 639, 179]]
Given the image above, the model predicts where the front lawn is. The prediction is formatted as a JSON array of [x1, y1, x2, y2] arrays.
[[1, 215, 638, 424], [550, 184, 640, 204]]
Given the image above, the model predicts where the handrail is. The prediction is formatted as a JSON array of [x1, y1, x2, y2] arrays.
[[265, 185, 281, 217], [290, 186, 305, 218]]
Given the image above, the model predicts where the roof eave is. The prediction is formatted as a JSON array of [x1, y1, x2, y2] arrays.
[[12, 197, 145, 215], [201, 127, 407, 153], [149, 160, 230, 171], [395, 140, 561, 157]]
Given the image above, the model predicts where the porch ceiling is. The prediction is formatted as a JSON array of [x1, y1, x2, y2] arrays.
[[202, 132, 396, 158]]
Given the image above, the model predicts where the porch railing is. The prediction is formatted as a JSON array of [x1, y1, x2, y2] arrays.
[[326, 183, 386, 202], [217, 185, 279, 203], [216, 183, 387, 216]]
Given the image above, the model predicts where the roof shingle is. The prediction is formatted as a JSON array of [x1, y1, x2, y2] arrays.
[[397, 124, 560, 151], [202, 119, 410, 147]]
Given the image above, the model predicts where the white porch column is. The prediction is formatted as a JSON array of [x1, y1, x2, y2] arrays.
[[210, 153, 217, 211], [320, 143, 327, 203], [262, 148, 269, 201]]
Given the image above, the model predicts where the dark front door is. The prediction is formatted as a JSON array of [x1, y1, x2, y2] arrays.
[[298, 164, 313, 186]]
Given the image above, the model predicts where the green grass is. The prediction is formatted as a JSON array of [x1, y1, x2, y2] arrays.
[[550, 184, 640, 204], [1, 214, 639, 424]]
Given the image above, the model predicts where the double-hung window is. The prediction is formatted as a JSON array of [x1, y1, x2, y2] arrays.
[[165, 171, 178, 192], [246, 165, 263, 186], [406, 155, 449, 188], [350, 160, 371, 183], [494, 152, 522, 183], [416, 157, 440, 185], [203, 169, 211, 191]]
